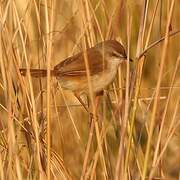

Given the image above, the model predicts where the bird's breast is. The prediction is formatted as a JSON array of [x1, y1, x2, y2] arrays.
[[90, 59, 120, 93], [56, 58, 120, 94]]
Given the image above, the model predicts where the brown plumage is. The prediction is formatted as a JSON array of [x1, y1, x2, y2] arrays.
[[20, 40, 129, 95]]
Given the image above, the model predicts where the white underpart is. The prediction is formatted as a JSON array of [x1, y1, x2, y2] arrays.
[[58, 57, 123, 93], [91, 58, 122, 93]]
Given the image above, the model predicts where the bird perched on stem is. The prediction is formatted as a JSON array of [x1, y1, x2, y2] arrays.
[[20, 40, 131, 112]]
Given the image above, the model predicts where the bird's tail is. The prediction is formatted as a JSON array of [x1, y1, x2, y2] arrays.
[[19, 69, 57, 77]]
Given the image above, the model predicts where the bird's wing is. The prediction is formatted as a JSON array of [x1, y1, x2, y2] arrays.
[[54, 47, 108, 76]]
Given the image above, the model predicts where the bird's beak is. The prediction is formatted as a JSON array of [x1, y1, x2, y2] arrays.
[[124, 55, 133, 62], [116, 53, 133, 62]]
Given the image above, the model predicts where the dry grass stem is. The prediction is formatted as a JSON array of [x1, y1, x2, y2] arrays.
[[0, 0, 179, 179]]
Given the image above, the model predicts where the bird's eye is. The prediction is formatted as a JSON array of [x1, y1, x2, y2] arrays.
[[111, 52, 126, 58], [111, 52, 119, 57]]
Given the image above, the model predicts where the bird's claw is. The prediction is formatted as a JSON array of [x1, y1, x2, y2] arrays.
[[88, 112, 98, 125]]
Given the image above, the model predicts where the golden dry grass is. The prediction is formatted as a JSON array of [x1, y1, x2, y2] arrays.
[[0, 0, 180, 179]]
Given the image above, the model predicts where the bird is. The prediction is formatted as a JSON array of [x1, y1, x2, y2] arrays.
[[20, 40, 131, 112]]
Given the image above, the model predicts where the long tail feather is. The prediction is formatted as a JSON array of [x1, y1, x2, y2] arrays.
[[19, 69, 56, 77]]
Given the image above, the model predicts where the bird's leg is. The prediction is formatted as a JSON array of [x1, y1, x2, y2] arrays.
[[93, 91, 103, 117], [94, 96, 100, 114], [74, 92, 89, 113], [87, 95, 100, 126], [74, 92, 100, 123], [74, 93, 95, 124]]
